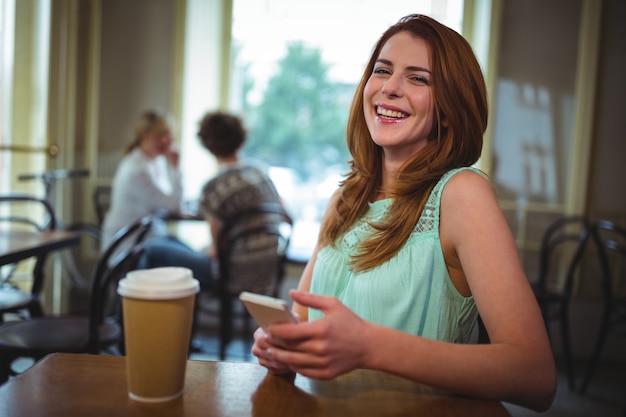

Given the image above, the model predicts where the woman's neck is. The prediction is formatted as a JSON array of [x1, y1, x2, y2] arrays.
[[374, 154, 403, 201]]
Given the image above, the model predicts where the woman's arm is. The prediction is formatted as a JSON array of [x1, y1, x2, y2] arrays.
[[165, 146, 184, 208], [291, 241, 321, 321], [291, 188, 344, 320], [365, 171, 556, 409]]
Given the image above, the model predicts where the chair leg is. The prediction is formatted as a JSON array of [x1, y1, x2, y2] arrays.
[[242, 312, 253, 360], [0, 354, 18, 385], [560, 309, 576, 391], [579, 307, 612, 394], [28, 300, 44, 318], [219, 297, 233, 361]]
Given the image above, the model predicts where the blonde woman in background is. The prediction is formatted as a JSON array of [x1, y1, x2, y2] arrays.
[[101, 110, 183, 250]]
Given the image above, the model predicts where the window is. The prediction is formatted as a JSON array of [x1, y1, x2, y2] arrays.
[[0, 0, 51, 195], [225, 0, 463, 260], [0, 0, 14, 187], [178, 0, 463, 259]]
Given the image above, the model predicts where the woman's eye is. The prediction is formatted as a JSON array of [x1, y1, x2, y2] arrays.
[[410, 75, 430, 85], [373, 67, 391, 75]]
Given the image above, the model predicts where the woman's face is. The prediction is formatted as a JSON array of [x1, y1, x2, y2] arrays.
[[141, 125, 173, 158], [363, 31, 435, 164]]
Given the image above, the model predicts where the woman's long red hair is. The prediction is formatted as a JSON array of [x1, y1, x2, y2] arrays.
[[319, 14, 488, 271]]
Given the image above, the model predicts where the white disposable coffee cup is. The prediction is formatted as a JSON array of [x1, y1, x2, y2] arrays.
[[118, 267, 200, 403]]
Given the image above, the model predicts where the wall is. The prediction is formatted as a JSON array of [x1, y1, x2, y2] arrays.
[[588, 0, 626, 220], [572, 0, 626, 362], [97, 0, 177, 179]]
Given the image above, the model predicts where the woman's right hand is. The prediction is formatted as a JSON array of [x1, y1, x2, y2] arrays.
[[165, 146, 180, 168]]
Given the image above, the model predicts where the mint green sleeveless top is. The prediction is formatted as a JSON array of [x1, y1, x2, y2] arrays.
[[309, 168, 478, 343]]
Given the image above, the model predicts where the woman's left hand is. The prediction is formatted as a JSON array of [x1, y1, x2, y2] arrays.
[[262, 290, 371, 380], [252, 326, 295, 375]]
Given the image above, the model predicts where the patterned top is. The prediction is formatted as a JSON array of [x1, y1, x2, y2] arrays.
[[200, 161, 283, 294], [309, 167, 479, 343]]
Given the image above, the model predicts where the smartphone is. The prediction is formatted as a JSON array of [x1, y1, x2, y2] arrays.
[[239, 291, 297, 330]]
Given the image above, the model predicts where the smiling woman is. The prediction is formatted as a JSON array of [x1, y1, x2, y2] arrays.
[[249, 14, 556, 412]]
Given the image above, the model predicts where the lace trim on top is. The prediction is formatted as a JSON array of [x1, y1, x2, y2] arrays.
[[340, 170, 457, 252], [414, 189, 438, 234]]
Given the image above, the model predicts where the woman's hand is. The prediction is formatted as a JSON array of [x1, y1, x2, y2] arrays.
[[165, 146, 180, 168], [258, 290, 371, 380], [252, 326, 296, 375]]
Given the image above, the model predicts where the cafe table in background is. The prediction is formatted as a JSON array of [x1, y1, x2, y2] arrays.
[[0, 229, 80, 267], [0, 353, 511, 417], [0, 229, 81, 315]]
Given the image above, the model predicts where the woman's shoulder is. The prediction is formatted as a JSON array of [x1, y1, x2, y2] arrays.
[[117, 149, 150, 171], [440, 166, 486, 184], [439, 167, 499, 218], [426, 167, 489, 207], [442, 168, 493, 196]]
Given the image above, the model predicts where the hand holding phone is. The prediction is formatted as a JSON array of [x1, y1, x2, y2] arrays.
[[239, 291, 297, 330]]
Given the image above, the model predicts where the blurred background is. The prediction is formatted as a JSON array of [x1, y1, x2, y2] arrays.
[[0, 0, 624, 370]]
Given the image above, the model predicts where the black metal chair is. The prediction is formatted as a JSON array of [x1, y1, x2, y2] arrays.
[[0, 194, 58, 322], [579, 219, 626, 395], [531, 215, 591, 391], [60, 222, 103, 292], [0, 215, 154, 383], [214, 202, 293, 360]]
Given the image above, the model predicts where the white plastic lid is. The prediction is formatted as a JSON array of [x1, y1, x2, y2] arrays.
[[117, 267, 200, 300]]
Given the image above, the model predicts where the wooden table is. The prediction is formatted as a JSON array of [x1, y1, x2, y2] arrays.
[[0, 229, 81, 266], [0, 353, 511, 417], [0, 229, 81, 314]]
